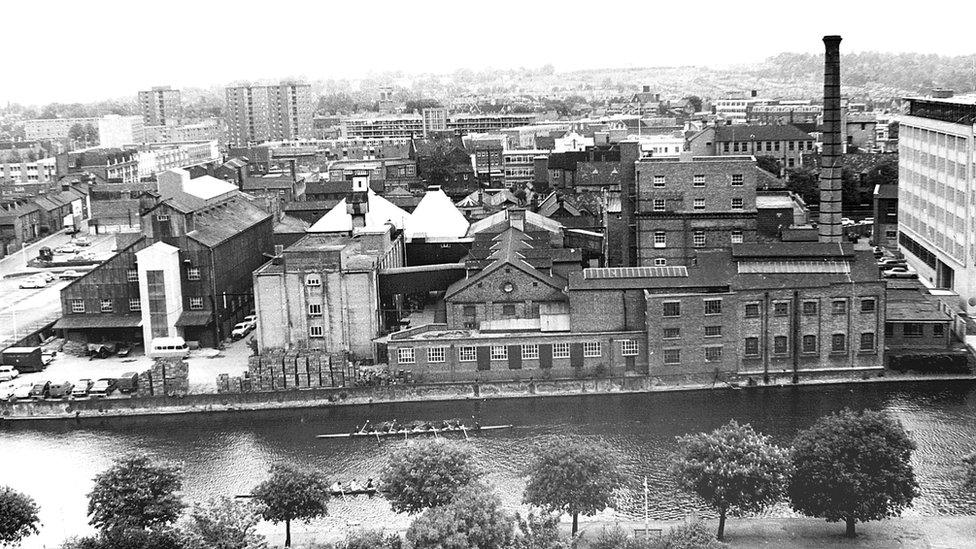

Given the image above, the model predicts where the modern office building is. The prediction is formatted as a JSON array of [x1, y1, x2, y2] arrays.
[[23, 117, 98, 140], [138, 86, 182, 126], [225, 82, 313, 145]]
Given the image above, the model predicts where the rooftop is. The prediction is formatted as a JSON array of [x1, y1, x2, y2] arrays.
[[713, 124, 813, 143]]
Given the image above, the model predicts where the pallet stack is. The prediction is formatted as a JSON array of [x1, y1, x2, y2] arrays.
[[235, 350, 352, 392], [136, 371, 153, 398], [148, 358, 190, 397]]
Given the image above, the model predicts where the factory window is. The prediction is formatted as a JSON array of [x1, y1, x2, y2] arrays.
[[654, 258, 667, 266], [885, 324, 894, 338], [127, 269, 138, 282], [490, 345, 508, 361], [693, 174, 705, 186], [129, 298, 141, 312], [427, 347, 446, 363], [934, 324, 945, 337], [774, 141, 781, 151], [773, 336, 788, 355], [397, 347, 415, 364], [831, 300, 847, 315], [308, 303, 322, 316], [663, 301, 681, 317], [693, 198, 706, 210], [553, 342, 571, 359], [744, 303, 760, 318], [744, 337, 759, 357], [502, 304, 516, 316], [731, 230, 743, 244], [621, 340, 639, 356], [663, 327, 681, 339], [458, 346, 477, 362], [189, 297, 204, 310], [187, 268, 201, 281], [831, 333, 847, 352], [156, 214, 170, 222], [100, 299, 113, 313], [704, 326, 722, 338], [802, 301, 818, 315], [859, 333, 875, 352], [788, 141, 795, 151], [305, 274, 321, 287], [704, 346, 723, 362], [309, 325, 324, 338], [463, 305, 476, 317], [583, 342, 602, 358], [903, 323, 924, 337], [802, 335, 818, 353], [653, 175, 666, 188], [773, 302, 789, 316], [653, 199, 666, 212], [653, 231, 666, 248], [731, 174, 743, 186], [522, 344, 539, 360], [723, 143, 730, 153], [731, 198, 743, 210], [693, 231, 706, 247], [663, 349, 681, 365], [704, 299, 722, 315], [860, 298, 876, 313]]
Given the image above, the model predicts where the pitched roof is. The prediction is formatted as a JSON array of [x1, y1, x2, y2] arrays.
[[307, 189, 410, 233], [467, 208, 563, 236], [713, 124, 813, 143], [185, 196, 272, 248], [446, 227, 567, 299], [404, 188, 470, 240]]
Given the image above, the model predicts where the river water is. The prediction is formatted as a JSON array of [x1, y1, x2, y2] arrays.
[[3, 380, 976, 547]]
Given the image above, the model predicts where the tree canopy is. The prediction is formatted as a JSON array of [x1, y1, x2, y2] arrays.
[[671, 420, 790, 540], [251, 464, 329, 547], [380, 439, 482, 514], [179, 497, 267, 549], [788, 409, 919, 537], [87, 455, 184, 535], [522, 439, 623, 535], [405, 487, 514, 549], [0, 486, 40, 546]]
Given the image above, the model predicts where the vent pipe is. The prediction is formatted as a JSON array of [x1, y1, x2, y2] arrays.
[[818, 35, 843, 243]]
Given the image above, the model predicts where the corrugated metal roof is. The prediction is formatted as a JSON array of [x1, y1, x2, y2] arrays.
[[583, 266, 689, 279], [737, 260, 851, 274]]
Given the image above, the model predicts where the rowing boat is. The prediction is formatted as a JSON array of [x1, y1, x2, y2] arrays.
[[316, 424, 513, 439]]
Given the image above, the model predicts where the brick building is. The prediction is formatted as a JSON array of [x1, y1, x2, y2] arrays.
[[688, 125, 815, 169]]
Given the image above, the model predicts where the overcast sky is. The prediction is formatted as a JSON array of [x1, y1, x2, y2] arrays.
[[4, 0, 975, 105]]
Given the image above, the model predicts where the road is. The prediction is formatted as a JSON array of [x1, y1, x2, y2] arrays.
[[0, 230, 117, 349]]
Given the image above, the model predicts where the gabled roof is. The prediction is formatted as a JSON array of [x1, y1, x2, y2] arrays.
[[404, 188, 469, 240], [467, 208, 563, 236], [713, 124, 813, 143], [185, 196, 272, 248], [536, 191, 583, 218], [307, 189, 410, 233], [446, 227, 567, 299]]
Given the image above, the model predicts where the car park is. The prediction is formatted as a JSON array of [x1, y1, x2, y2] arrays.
[[231, 322, 254, 340], [0, 365, 19, 382], [18, 277, 46, 289], [47, 381, 75, 399], [89, 378, 117, 397], [28, 381, 51, 400], [59, 269, 83, 280], [72, 379, 93, 398], [54, 244, 78, 254]]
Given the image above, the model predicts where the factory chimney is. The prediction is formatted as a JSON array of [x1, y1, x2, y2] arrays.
[[818, 35, 843, 243]]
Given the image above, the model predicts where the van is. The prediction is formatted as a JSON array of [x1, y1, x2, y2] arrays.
[[147, 337, 189, 359], [116, 372, 139, 394]]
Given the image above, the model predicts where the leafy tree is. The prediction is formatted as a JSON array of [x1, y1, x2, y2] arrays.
[[341, 529, 401, 549], [962, 451, 976, 491], [523, 439, 623, 536], [179, 497, 267, 549], [662, 520, 727, 549], [682, 95, 703, 113], [405, 99, 442, 112], [0, 486, 40, 546], [671, 420, 790, 540], [68, 123, 86, 142], [251, 464, 329, 547], [785, 167, 819, 205], [380, 439, 482, 514], [789, 409, 919, 537], [511, 511, 561, 549], [755, 156, 782, 177], [61, 529, 185, 549], [84, 124, 99, 145], [405, 487, 514, 549], [88, 455, 184, 536]]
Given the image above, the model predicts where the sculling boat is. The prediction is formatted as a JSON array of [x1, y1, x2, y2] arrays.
[[316, 420, 513, 439]]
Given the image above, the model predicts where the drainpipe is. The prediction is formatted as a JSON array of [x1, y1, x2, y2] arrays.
[[210, 250, 220, 346], [762, 291, 770, 384], [792, 290, 800, 384]]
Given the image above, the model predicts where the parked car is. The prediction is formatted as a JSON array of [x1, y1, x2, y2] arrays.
[[59, 269, 83, 280], [18, 277, 46, 289], [89, 378, 117, 397], [47, 381, 75, 399], [0, 365, 19, 382], [72, 379, 93, 398], [28, 381, 51, 400], [71, 237, 92, 247], [116, 372, 139, 394], [54, 244, 78, 254], [878, 258, 907, 268], [884, 266, 918, 279], [9, 384, 33, 402], [244, 314, 257, 324], [38, 272, 56, 283], [70, 252, 95, 262], [231, 322, 254, 340]]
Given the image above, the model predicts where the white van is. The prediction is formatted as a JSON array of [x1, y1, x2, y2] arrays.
[[148, 337, 190, 358]]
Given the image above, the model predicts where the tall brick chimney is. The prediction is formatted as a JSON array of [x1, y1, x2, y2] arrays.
[[818, 35, 843, 243]]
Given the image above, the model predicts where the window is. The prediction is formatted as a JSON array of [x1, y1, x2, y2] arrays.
[[309, 325, 324, 338], [773, 336, 788, 354], [621, 340, 639, 356], [654, 257, 667, 266], [129, 298, 141, 312], [704, 346, 723, 362], [860, 298, 876, 313], [189, 297, 203, 310], [693, 231, 706, 247], [731, 198, 743, 210], [427, 347, 446, 363], [693, 198, 706, 210], [553, 343, 570, 359], [127, 269, 138, 282], [462, 305, 476, 317], [156, 214, 170, 222], [731, 174, 743, 186], [704, 299, 722, 315], [859, 333, 875, 351], [663, 301, 681, 317], [653, 175, 665, 188], [693, 174, 705, 186], [744, 337, 759, 356], [704, 326, 722, 338], [71, 299, 85, 313], [831, 333, 847, 352], [653, 199, 665, 212], [308, 303, 322, 316], [502, 304, 516, 316], [731, 230, 743, 244], [802, 301, 818, 315], [583, 342, 602, 358], [933, 324, 945, 337], [773, 302, 789, 316], [663, 327, 681, 339], [187, 268, 201, 281], [885, 323, 894, 338], [831, 300, 847, 314], [802, 335, 817, 353], [903, 323, 924, 337], [397, 347, 415, 364], [490, 345, 508, 361], [664, 349, 681, 364], [100, 299, 113, 313], [744, 303, 760, 318], [653, 231, 666, 248], [459, 346, 477, 362], [522, 344, 539, 360], [305, 274, 321, 287]]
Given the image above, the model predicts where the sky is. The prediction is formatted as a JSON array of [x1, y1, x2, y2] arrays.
[[4, 0, 976, 105]]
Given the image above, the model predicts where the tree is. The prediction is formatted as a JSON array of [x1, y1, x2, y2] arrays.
[[88, 455, 184, 536], [788, 409, 919, 537], [962, 452, 976, 491], [523, 439, 623, 536], [682, 95, 703, 113], [670, 420, 790, 540], [405, 487, 514, 549], [251, 464, 329, 547], [380, 439, 482, 514], [510, 511, 561, 549], [662, 520, 727, 549], [0, 486, 40, 546], [785, 167, 819, 205], [179, 497, 267, 549], [755, 156, 782, 177]]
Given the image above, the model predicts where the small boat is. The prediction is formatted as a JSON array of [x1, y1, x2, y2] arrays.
[[316, 420, 513, 439]]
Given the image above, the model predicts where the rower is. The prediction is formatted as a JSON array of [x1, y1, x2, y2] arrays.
[[365, 478, 375, 490], [329, 481, 343, 493], [346, 479, 363, 492]]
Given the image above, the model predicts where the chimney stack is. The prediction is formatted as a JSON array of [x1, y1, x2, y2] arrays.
[[818, 35, 843, 243]]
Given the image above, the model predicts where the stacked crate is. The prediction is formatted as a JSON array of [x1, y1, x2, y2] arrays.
[[216, 373, 231, 394], [149, 358, 190, 397], [136, 370, 154, 397]]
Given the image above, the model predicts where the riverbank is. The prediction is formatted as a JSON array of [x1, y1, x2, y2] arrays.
[[2, 371, 974, 423]]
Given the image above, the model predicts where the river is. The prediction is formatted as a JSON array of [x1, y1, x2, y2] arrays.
[[3, 380, 976, 548]]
